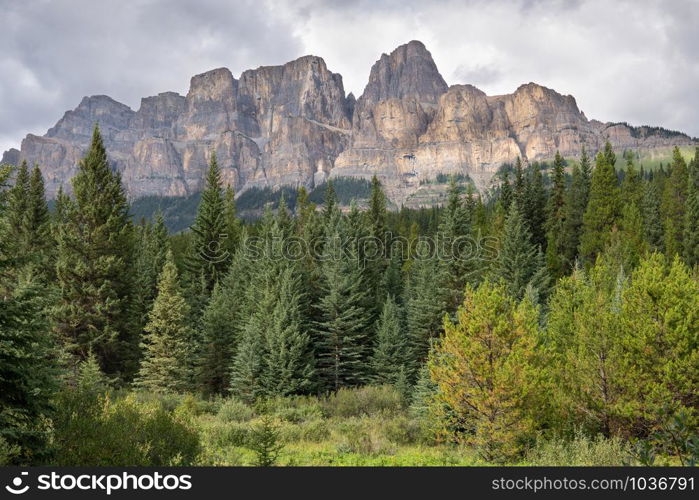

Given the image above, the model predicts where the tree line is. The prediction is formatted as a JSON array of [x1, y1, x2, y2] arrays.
[[0, 125, 697, 463]]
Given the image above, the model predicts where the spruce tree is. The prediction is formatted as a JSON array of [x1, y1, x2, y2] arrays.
[[0, 166, 57, 463], [660, 147, 688, 257], [642, 180, 664, 252], [545, 151, 567, 278], [133, 212, 169, 330], [186, 152, 228, 294], [24, 165, 53, 275], [579, 143, 621, 265], [684, 148, 699, 266], [314, 213, 370, 390], [136, 251, 192, 393], [523, 162, 547, 250], [560, 148, 592, 270], [491, 204, 549, 301], [54, 126, 136, 378], [198, 250, 249, 395], [370, 294, 411, 385], [405, 242, 448, 372], [439, 177, 477, 310], [500, 172, 513, 211], [223, 185, 242, 257], [513, 157, 526, 209]]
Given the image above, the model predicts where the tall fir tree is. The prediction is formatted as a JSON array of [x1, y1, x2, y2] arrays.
[[439, 177, 476, 310], [579, 143, 621, 265], [133, 212, 169, 331], [370, 294, 411, 385], [684, 148, 699, 266], [314, 213, 370, 390], [523, 162, 547, 250], [54, 126, 136, 378], [491, 204, 549, 301], [0, 165, 57, 464], [642, 180, 664, 252], [136, 251, 192, 393], [660, 147, 688, 257], [545, 151, 567, 278], [185, 152, 228, 295]]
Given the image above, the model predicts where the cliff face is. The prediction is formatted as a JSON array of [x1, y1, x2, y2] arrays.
[[3, 40, 696, 203]]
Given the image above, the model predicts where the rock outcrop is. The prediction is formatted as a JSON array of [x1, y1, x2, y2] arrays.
[[4, 40, 696, 204]]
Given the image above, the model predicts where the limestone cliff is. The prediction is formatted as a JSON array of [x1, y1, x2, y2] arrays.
[[3, 41, 695, 204]]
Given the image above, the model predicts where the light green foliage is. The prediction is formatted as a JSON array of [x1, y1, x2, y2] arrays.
[[429, 281, 540, 462], [136, 251, 193, 393]]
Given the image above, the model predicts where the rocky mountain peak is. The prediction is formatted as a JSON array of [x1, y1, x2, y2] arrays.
[[3, 41, 696, 205], [359, 40, 448, 105]]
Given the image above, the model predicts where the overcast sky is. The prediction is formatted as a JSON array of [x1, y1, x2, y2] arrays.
[[2, 0, 698, 154]]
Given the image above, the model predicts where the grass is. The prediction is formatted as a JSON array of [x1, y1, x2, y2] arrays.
[[135, 386, 639, 467]]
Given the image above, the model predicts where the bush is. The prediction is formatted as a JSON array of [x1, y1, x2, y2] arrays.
[[322, 386, 403, 418], [217, 398, 255, 423], [334, 418, 396, 456], [204, 421, 250, 448], [264, 396, 324, 423], [52, 391, 201, 466], [525, 431, 629, 466]]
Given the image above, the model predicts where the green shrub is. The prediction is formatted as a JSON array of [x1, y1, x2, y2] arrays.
[[382, 416, 429, 446], [217, 398, 255, 423], [525, 431, 629, 466], [52, 391, 201, 466], [0, 436, 21, 466], [204, 421, 250, 448], [322, 386, 403, 418], [334, 419, 396, 456]]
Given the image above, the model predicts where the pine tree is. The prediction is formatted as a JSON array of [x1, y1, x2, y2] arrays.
[[0, 165, 57, 463], [24, 165, 53, 275], [500, 172, 513, 210], [54, 126, 136, 378], [439, 177, 477, 310], [661, 147, 688, 257], [561, 149, 592, 270], [198, 250, 248, 395], [364, 175, 390, 313], [322, 179, 337, 222], [186, 152, 228, 294], [370, 294, 411, 385], [429, 281, 539, 462], [579, 144, 622, 264], [545, 151, 567, 278], [230, 220, 314, 399], [491, 204, 549, 301], [6, 160, 30, 244], [223, 185, 242, 257], [405, 243, 448, 372], [133, 212, 169, 330], [684, 148, 699, 266], [642, 180, 664, 252], [523, 162, 547, 250], [314, 214, 370, 390], [513, 157, 526, 209], [136, 251, 192, 393]]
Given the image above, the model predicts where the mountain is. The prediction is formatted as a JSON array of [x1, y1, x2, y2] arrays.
[[3, 40, 696, 205]]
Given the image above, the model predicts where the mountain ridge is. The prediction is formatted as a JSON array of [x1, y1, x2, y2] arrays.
[[3, 40, 696, 205]]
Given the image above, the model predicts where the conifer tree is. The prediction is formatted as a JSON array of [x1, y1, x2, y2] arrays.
[[223, 185, 242, 257], [314, 213, 370, 390], [523, 162, 547, 250], [660, 147, 688, 257], [54, 126, 136, 378], [322, 179, 337, 222], [406, 242, 448, 371], [429, 281, 539, 462], [133, 212, 169, 330], [370, 294, 411, 385], [24, 165, 53, 274], [513, 157, 526, 209], [6, 160, 30, 242], [684, 148, 699, 266], [364, 175, 390, 313], [439, 177, 477, 310], [198, 251, 248, 396], [545, 152, 567, 278], [579, 144, 621, 264], [500, 172, 513, 211], [560, 148, 592, 270], [491, 205, 548, 301], [0, 166, 57, 463], [186, 152, 227, 294], [642, 181, 664, 252], [136, 251, 192, 393]]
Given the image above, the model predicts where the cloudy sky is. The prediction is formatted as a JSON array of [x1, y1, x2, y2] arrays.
[[2, 0, 698, 154]]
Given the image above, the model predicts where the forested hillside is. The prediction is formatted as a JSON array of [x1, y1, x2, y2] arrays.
[[1, 127, 697, 466]]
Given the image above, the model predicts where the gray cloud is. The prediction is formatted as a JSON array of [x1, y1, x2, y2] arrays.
[[2, 0, 698, 154]]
